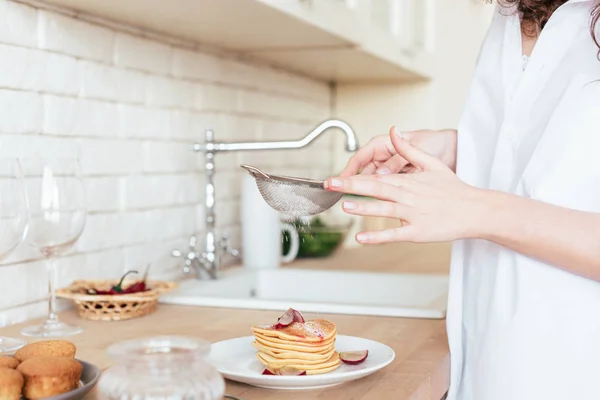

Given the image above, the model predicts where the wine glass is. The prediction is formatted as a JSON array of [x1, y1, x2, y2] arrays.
[[20, 158, 86, 337], [0, 158, 29, 352]]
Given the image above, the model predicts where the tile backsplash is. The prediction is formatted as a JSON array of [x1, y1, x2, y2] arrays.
[[0, 0, 335, 326]]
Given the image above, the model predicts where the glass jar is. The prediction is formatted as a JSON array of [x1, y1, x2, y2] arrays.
[[98, 336, 225, 400]]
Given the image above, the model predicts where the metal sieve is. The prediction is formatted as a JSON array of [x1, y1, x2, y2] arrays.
[[240, 164, 343, 217]]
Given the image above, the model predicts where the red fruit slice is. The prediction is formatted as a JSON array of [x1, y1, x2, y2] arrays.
[[277, 366, 307, 376], [274, 308, 295, 328], [291, 309, 305, 323], [339, 350, 369, 365], [262, 368, 276, 375]]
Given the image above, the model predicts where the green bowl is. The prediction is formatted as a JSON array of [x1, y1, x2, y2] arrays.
[[282, 220, 351, 259]]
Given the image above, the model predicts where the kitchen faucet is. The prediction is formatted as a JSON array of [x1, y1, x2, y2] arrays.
[[171, 119, 358, 280]]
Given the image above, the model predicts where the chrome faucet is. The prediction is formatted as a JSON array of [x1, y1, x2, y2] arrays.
[[172, 119, 358, 279]]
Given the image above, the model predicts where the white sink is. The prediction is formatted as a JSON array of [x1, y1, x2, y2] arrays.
[[160, 267, 448, 319]]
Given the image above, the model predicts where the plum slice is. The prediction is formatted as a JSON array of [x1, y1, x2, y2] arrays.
[[262, 366, 306, 376], [291, 309, 305, 323], [274, 308, 305, 328], [277, 366, 307, 376], [339, 350, 369, 365], [273, 308, 295, 328]]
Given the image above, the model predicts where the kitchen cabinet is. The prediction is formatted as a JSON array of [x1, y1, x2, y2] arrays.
[[38, 0, 435, 82]]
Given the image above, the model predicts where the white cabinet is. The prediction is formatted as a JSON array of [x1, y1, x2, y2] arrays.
[[40, 0, 435, 82], [334, 0, 435, 53]]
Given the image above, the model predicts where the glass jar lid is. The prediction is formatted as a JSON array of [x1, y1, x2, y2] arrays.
[[107, 336, 211, 364]]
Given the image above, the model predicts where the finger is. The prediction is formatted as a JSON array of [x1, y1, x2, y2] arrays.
[[344, 173, 412, 187], [340, 135, 396, 177], [340, 142, 380, 177], [376, 154, 410, 175], [324, 177, 401, 202], [355, 226, 417, 244], [342, 199, 408, 220], [359, 161, 378, 175], [390, 126, 446, 172], [375, 127, 410, 174], [364, 160, 392, 174]]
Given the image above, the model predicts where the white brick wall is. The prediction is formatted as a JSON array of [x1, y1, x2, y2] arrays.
[[0, 0, 332, 326]]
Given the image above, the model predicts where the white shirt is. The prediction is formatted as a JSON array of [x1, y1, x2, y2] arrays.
[[447, 2, 600, 399]]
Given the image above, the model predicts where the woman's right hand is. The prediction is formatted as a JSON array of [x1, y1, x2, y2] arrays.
[[340, 126, 457, 177]]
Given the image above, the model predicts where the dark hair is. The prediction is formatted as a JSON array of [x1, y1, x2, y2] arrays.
[[501, 0, 600, 50]]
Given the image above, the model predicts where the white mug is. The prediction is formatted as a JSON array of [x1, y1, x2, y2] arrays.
[[241, 174, 300, 268]]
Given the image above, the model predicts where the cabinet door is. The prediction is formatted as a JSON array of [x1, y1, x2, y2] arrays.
[[342, 0, 435, 53], [392, 0, 435, 53], [297, 0, 436, 59]]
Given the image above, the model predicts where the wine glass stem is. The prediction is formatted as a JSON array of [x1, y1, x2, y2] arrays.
[[46, 255, 59, 324]]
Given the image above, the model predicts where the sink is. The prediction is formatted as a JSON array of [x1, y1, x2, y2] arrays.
[[159, 267, 448, 319]]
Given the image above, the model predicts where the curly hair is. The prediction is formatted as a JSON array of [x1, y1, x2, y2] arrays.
[[501, 0, 600, 49]]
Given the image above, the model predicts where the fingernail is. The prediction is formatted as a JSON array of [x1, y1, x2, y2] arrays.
[[343, 201, 357, 210], [376, 168, 391, 175], [329, 178, 342, 188], [356, 233, 368, 242], [323, 180, 329, 189], [393, 126, 402, 138]]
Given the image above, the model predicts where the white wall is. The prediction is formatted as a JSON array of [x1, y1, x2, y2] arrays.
[[0, 0, 335, 326]]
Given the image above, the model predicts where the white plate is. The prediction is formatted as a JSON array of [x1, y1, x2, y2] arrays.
[[208, 335, 395, 390]]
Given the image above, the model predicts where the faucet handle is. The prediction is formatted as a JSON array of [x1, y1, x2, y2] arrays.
[[219, 233, 239, 258], [172, 249, 183, 257], [173, 235, 198, 256], [172, 235, 200, 274], [171, 247, 192, 274]]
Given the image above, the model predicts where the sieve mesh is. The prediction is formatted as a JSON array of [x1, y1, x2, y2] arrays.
[[255, 178, 343, 217]]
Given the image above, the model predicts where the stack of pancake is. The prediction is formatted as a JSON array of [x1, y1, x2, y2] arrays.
[[251, 318, 341, 375]]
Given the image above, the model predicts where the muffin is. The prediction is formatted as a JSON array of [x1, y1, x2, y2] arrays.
[[14, 340, 76, 362], [17, 356, 82, 399], [0, 367, 24, 400], [0, 356, 19, 369]]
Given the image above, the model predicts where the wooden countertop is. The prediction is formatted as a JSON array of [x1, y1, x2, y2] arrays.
[[1, 243, 452, 400], [290, 242, 451, 275]]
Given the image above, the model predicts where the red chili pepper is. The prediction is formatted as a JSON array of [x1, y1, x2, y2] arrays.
[[108, 270, 139, 294], [120, 265, 150, 294]]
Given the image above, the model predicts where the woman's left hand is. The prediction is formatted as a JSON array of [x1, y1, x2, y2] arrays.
[[324, 131, 486, 244]]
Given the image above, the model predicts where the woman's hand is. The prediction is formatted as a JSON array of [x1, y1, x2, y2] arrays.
[[340, 126, 457, 177], [325, 130, 484, 244]]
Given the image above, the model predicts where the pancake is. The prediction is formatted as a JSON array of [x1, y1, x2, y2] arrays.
[[254, 334, 335, 353], [252, 341, 335, 361], [256, 349, 337, 366], [252, 331, 336, 347], [258, 352, 341, 375], [253, 342, 335, 362], [253, 333, 335, 348], [251, 319, 336, 343], [303, 362, 341, 375]]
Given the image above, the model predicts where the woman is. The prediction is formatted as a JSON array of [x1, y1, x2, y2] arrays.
[[325, 1, 600, 399]]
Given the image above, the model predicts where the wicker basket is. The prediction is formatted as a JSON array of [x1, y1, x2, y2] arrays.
[[56, 279, 177, 322]]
